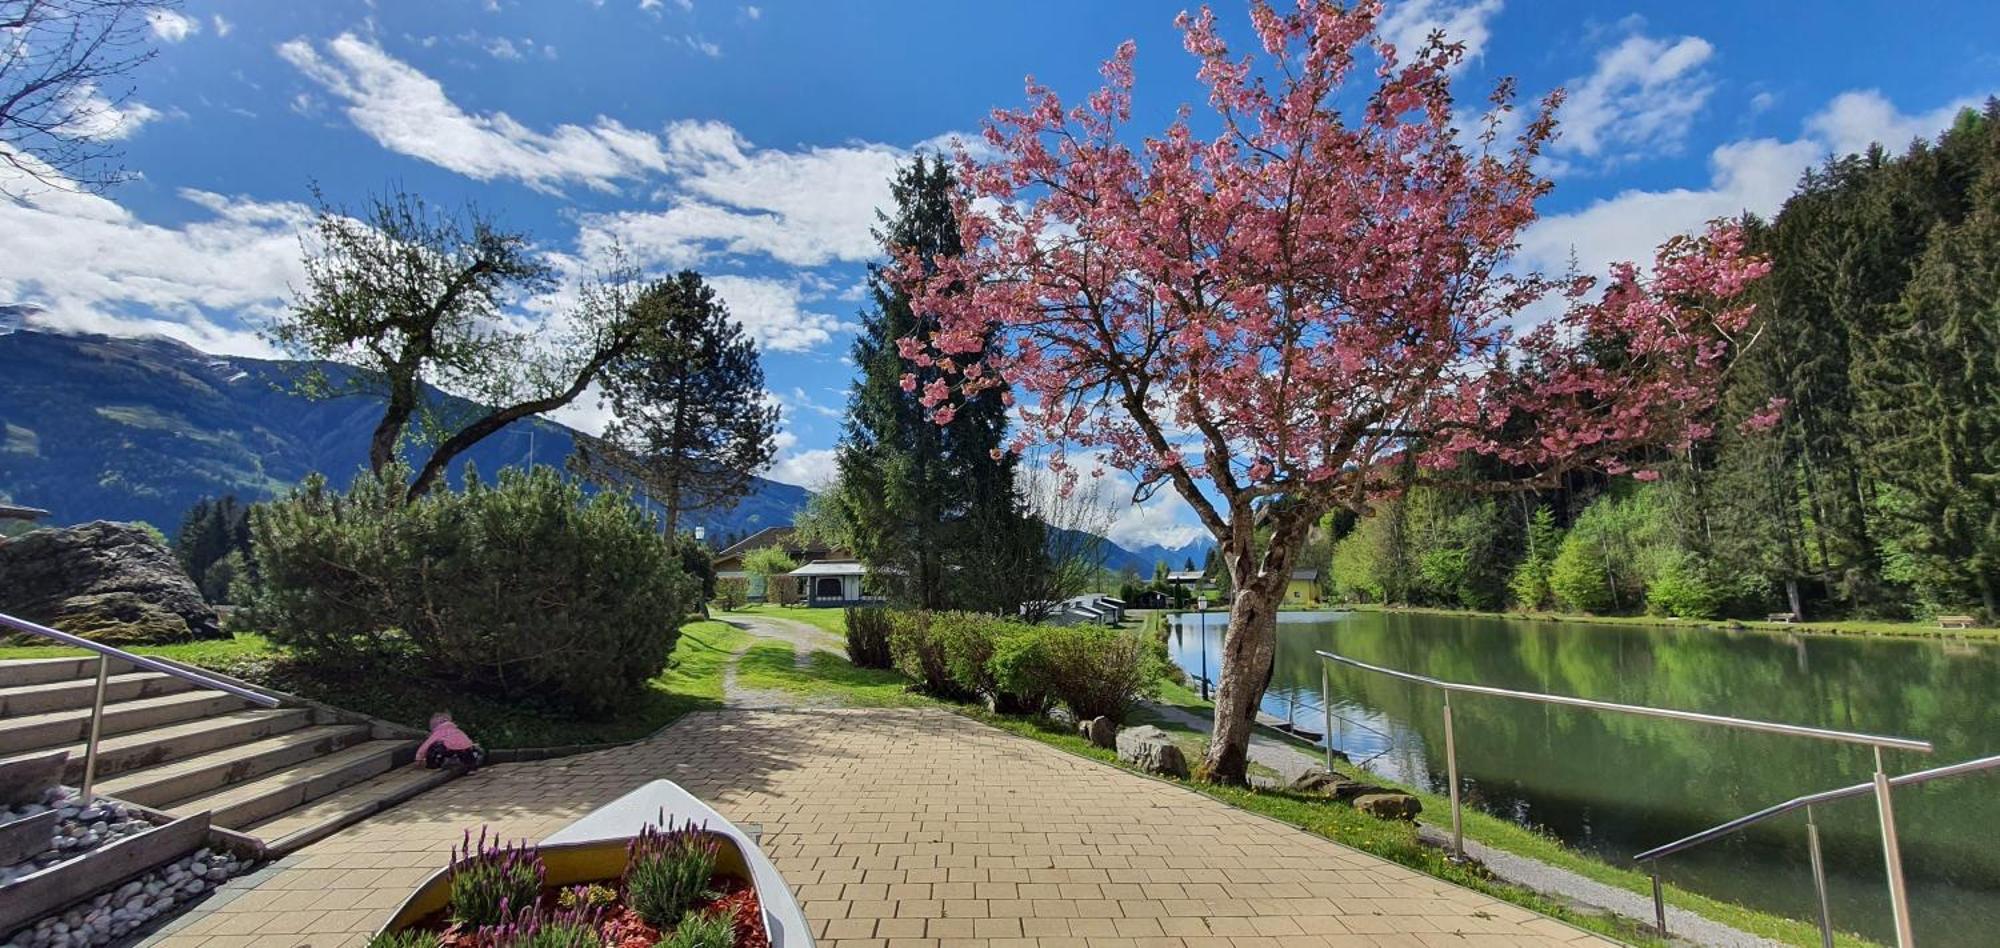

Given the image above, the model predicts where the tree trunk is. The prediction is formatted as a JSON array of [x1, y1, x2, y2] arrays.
[[368, 382, 417, 475], [1786, 577, 1804, 620], [1202, 580, 1281, 784]]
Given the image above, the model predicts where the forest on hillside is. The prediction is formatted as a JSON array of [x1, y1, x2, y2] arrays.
[[1329, 102, 2000, 622]]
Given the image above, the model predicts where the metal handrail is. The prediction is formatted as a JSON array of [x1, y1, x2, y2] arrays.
[[1634, 752, 2000, 864], [1315, 651, 1932, 751], [1, 610, 280, 802], [1314, 648, 1933, 947], [1633, 753, 2000, 948]]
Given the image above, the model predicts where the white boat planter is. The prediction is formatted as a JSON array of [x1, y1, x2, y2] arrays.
[[376, 780, 812, 947]]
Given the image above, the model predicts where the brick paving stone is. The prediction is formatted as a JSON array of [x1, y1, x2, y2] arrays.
[[138, 708, 1611, 947]]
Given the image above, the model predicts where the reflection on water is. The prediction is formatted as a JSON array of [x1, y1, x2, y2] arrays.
[[1166, 610, 2000, 947]]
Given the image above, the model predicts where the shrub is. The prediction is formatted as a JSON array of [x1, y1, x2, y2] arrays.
[[888, 610, 957, 696], [929, 611, 1052, 713], [1646, 555, 1726, 619], [844, 606, 894, 669], [447, 829, 544, 928], [242, 465, 694, 715], [625, 821, 719, 928], [713, 577, 748, 611], [365, 934, 439, 948], [1003, 624, 1160, 723]]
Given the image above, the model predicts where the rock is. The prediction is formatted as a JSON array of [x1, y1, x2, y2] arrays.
[[1285, 767, 1395, 801], [1353, 792, 1422, 821], [1081, 716, 1118, 749], [1114, 725, 1190, 779], [0, 522, 221, 644]]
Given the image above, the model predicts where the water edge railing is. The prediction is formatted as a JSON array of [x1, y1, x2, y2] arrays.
[[0, 610, 280, 803], [1313, 648, 1938, 948], [1633, 752, 2000, 947]]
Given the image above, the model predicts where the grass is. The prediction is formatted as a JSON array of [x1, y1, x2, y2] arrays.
[[0, 623, 753, 750], [1345, 602, 2000, 644], [719, 604, 849, 639], [732, 640, 932, 708]]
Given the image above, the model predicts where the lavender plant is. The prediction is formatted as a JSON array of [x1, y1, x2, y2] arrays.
[[447, 827, 547, 928], [655, 905, 738, 948], [623, 818, 720, 928], [364, 932, 440, 948], [470, 901, 605, 948]]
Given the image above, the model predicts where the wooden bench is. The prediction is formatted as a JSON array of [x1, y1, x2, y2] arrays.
[[1766, 612, 1800, 623], [1937, 615, 1977, 630]]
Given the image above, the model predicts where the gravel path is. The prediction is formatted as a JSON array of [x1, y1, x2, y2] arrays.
[[1139, 699, 1781, 948], [717, 612, 848, 709]]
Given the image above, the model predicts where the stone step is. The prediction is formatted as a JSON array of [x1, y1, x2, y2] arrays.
[[96, 724, 375, 809], [0, 657, 135, 689], [0, 707, 317, 785], [0, 692, 252, 756], [168, 740, 416, 830], [0, 672, 200, 717], [249, 763, 455, 855]]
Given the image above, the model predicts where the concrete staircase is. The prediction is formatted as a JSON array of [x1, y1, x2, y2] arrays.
[[0, 656, 451, 854]]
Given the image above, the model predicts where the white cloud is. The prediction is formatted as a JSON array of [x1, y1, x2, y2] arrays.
[[743, 5, 762, 20], [683, 35, 721, 58], [1522, 89, 1986, 282], [59, 85, 161, 140], [1377, 0, 1503, 69], [1807, 90, 1987, 158], [484, 37, 523, 60], [0, 155, 309, 358], [147, 10, 199, 42], [704, 275, 855, 353], [1556, 30, 1715, 163], [767, 447, 837, 489], [279, 33, 669, 193], [211, 15, 233, 38]]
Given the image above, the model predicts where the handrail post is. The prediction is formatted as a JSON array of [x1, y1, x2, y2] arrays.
[[1442, 689, 1463, 860], [1321, 662, 1334, 772], [1806, 804, 1835, 948], [1650, 869, 1667, 938], [79, 653, 111, 804], [1873, 746, 1916, 947]]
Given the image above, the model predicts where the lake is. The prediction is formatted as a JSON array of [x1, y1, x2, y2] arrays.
[[1165, 610, 2000, 946]]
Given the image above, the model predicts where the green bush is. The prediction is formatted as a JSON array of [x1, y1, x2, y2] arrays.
[[887, 610, 957, 696], [242, 465, 694, 716], [1645, 555, 1726, 619], [843, 606, 893, 669], [713, 577, 748, 611], [1003, 624, 1160, 723], [625, 822, 719, 928]]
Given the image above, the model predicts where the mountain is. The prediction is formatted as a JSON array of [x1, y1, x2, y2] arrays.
[[0, 328, 1206, 570], [0, 328, 807, 539]]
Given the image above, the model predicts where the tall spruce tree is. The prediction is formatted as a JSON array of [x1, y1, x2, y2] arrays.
[[836, 156, 1041, 612], [572, 270, 780, 535]]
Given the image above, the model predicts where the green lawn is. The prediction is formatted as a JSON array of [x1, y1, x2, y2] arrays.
[[720, 603, 849, 639], [733, 640, 931, 708], [0, 622, 751, 750]]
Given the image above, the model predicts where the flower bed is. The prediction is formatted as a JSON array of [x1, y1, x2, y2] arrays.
[[370, 823, 771, 948]]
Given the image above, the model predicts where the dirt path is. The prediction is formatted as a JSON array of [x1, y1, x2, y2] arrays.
[[717, 613, 847, 709]]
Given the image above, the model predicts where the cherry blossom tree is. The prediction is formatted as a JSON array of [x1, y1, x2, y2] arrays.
[[894, 0, 1769, 784]]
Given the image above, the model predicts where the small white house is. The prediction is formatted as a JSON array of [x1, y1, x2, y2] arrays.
[[788, 559, 869, 606]]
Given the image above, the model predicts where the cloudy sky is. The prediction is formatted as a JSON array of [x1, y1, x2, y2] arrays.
[[3, 0, 1995, 550]]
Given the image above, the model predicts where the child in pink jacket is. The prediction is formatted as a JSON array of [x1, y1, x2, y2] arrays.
[[417, 712, 486, 772]]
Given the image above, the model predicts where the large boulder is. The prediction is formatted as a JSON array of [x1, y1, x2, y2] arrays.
[[1079, 716, 1118, 749], [1287, 767, 1394, 801], [0, 521, 221, 644], [1114, 725, 1190, 778]]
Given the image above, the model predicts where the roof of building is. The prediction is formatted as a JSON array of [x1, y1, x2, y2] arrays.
[[789, 559, 867, 577], [0, 503, 50, 522], [1166, 570, 1206, 582], [714, 526, 794, 560], [1291, 568, 1321, 581]]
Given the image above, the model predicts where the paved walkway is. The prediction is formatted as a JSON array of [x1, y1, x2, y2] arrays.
[[145, 709, 1608, 948]]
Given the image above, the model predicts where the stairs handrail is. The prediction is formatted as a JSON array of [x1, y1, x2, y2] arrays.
[[2, 609, 280, 805]]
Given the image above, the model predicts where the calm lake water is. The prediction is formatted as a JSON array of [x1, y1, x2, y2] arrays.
[[1166, 610, 2000, 946]]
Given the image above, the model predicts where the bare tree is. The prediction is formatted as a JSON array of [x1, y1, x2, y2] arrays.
[[1, 0, 173, 194], [1013, 463, 1115, 624]]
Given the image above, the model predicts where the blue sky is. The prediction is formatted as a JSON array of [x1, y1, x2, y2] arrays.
[[3, 0, 1995, 549]]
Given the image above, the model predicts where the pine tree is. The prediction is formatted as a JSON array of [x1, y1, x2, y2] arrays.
[[835, 156, 1041, 612], [573, 271, 779, 535]]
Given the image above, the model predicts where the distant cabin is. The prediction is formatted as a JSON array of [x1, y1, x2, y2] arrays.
[[711, 525, 875, 606], [1286, 568, 1322, 606]]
